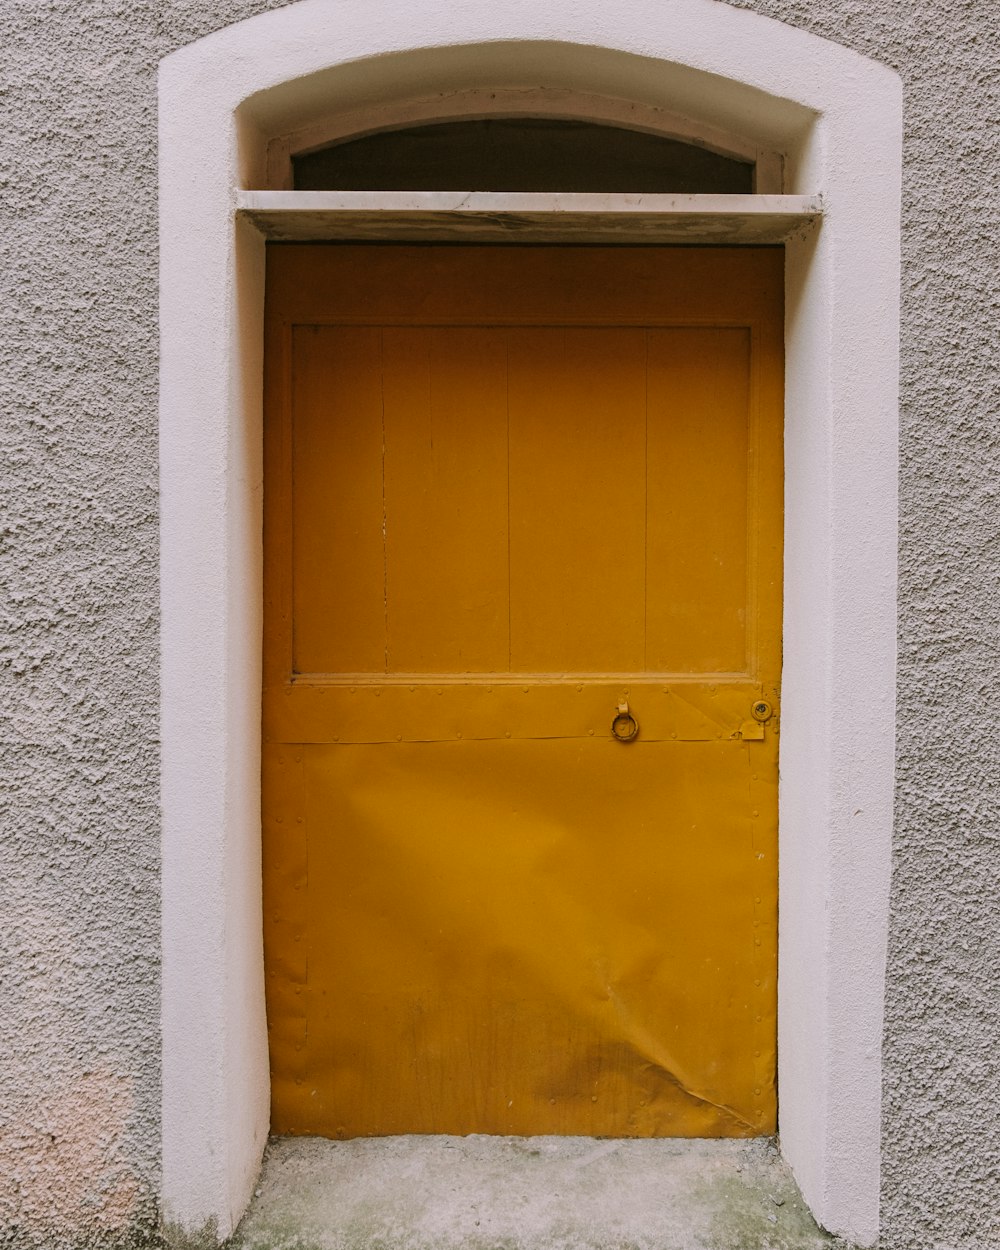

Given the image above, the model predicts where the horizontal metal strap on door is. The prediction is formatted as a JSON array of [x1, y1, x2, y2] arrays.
[[264, 679, 769, 745]]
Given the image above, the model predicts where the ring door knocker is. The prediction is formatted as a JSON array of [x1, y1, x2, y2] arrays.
[[611, 700, 639, 742]]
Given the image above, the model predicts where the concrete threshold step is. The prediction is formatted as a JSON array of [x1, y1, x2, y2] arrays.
[[230, 1135, 856, 1250]]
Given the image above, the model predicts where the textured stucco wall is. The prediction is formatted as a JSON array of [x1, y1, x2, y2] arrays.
[[0, 4, 284, 1246], [0, 1, 996, 1248], [722, 7, 1000, 1249]]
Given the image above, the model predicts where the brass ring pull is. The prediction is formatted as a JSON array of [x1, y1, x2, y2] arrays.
[[611, 701, 639, 742]]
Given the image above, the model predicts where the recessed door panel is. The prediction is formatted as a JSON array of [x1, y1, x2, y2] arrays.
[[645, 327, 752, 674], [291, 326, 385, 675], [383, 327, 511, 673], [507, 327, 648, 673]]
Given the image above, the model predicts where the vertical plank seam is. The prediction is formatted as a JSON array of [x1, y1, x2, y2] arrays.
[[746, 323, 759, 682], [643, 327, 649, 673], [380, 328, 389, 674], [505, 329, 512, 673], [285, 321, 296, 677]]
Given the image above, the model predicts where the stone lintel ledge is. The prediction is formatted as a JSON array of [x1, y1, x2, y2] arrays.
[[236, 191, 822, 244]]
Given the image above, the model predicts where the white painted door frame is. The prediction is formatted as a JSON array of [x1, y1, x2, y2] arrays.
[[159, 3, 901, 1244]]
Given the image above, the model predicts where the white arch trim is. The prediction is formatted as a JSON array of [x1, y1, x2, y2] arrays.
[[159, 3, 901, 1244]]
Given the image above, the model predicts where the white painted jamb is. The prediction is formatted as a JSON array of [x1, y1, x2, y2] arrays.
[[236, 190, 820, 244]]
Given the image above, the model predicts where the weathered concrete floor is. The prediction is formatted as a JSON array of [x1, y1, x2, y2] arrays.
[[230, 1135, 854, 1250]]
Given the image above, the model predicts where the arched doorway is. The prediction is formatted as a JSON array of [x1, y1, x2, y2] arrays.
[[159, 5, 901, 1243]]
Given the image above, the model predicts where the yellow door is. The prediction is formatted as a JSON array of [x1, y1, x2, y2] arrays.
[[263, 244, 783, 1140]]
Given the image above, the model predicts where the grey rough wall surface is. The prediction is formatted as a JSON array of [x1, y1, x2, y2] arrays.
[[723, 6, 1000, 1249], [0, 3, 286, 1247], [0, 1, 997, 1248]]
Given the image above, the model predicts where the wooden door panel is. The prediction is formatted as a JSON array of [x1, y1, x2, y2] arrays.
[[506, 327, 648, 673], [291, 325, 387, 675], [645, 327, 751, 673], [383, 327, 511, 673]]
